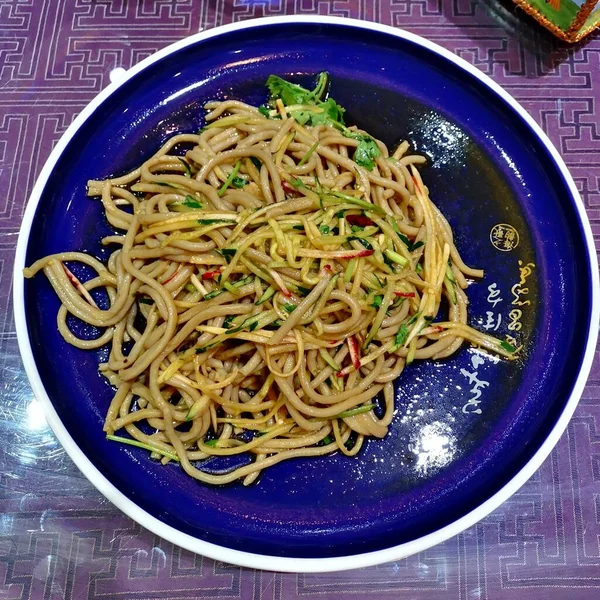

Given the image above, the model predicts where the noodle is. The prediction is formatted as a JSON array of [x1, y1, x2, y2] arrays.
[[24, 72, 518, 486]]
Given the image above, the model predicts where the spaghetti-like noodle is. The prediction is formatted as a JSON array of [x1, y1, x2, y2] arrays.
[[24, 73, 516, 485]]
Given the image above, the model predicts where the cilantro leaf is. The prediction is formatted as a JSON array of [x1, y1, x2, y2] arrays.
[[265, 72, 345, 129], [231, 176, 247, 189], [219, 248, 237, 263], [342, 131, 381, 171], [310, 97, 345, 127], [311, 72, 329, 100], [354, 137, 380, 170], [289, 110, 313, 125], [182, 195, 202, 209], [398, 233, 424, 252], [371, 295, 383, 309], [394, 325, 409, 348], [266, 75, 314, 106]]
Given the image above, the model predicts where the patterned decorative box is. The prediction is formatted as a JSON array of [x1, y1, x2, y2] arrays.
[[512, 0, 600, 41]]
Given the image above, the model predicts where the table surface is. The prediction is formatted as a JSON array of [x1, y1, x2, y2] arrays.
[[2, 1, 600, 599]]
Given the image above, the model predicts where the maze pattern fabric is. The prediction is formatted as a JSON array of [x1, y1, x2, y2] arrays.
[[1, 1, 599, 599]]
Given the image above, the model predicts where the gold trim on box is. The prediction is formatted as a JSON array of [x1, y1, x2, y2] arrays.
[[575, 18, 600, 41], [511, 0, 600, 42], [567, 0, 598, 37]]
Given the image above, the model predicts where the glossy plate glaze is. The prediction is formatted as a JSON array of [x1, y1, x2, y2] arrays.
[[13, 17, 599, 572]]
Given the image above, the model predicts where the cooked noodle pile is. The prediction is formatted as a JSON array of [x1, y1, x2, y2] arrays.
[[24, 73, 516, 485]]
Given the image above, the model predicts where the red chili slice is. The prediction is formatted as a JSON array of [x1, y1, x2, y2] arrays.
[[347, 335, 361, 370], [335, 249, 374, 259], [63, 265, 78, 286], [345, 214, 374, 227], [394, 292, 416, 298], [412, 175, 423, 195], [163, 265, 182, 285], [202, 269, 221, 280]]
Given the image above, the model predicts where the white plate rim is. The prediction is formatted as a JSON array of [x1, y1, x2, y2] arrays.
[[13, 15, 600, 573]]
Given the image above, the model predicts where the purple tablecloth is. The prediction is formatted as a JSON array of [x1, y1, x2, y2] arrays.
[[1, 2, 599, 598]]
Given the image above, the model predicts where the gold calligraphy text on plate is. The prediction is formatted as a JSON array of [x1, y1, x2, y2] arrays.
[[490, 223, 519, 252]]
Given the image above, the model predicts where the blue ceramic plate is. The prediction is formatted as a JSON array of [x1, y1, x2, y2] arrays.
[[14, 17, 599, 572]]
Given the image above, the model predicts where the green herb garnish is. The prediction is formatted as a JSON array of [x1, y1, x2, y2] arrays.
[[335, 404, 376, 419], [219, 248, 237, 263], [370, 295, 383, 309], [218, 161, 242, 196], [294, 285, 311, 296], [398, 232, 424, 253], [500, 340, 517, 353], [225, 315, 261, 335], [266, 74, 318, 106], [232, 176, 247, 189], [203, 275, 252, 301], [291, 177, 306, 188], [394, 325, 410, 348], [178, 157, 192, 177], [197, 218, 237, 225], [298, 140, 319, 166], [343, 131, 381, 171], [256, 285, 276, 305], [319, 190, 385, 215], [265, 72, 345, 129], [183, 195, 201, 208], [106, 435, 179, 462], [347, 236, 373, 250]]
